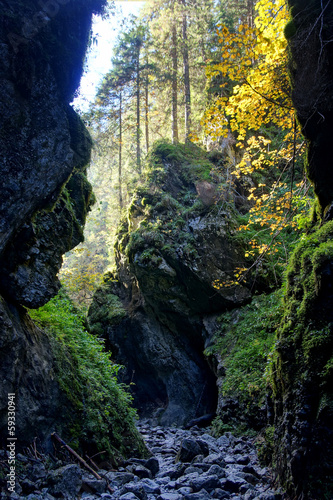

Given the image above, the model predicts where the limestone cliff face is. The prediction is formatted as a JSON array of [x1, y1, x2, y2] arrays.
[[89, 142, 252, 426], [0, 0, 103, 306], [271, 2, 333, 497], [0, 0, 106, 448]]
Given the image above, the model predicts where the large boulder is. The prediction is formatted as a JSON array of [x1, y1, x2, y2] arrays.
[[89, 142, 252, 426]]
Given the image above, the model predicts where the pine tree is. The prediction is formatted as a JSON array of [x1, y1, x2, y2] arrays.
[[181, 0, 191, 142], [112, 20, 145, 174]]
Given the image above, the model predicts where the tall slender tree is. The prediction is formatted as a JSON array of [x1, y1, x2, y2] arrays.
[[181, 0, 191, 142], [171, 1, 179, 143], [112, 22, 145, 174], [118, 89, 123, 208], [94, 71, 128, 209]]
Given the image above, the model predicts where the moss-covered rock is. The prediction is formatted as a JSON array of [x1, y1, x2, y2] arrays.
[[270, 223, 333, 497], [89, 141, 253, 426], [0, 0, 106, 306], [116, 140, 251, 326], [0, 173, 94, 308], [89, 276, 127, 338], [268, 3, 333, 495]]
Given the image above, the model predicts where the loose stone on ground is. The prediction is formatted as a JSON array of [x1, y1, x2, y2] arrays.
[[0, 423, 286, 499]]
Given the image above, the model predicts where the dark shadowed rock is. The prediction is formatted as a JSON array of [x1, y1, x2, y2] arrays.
[[132, 465, 152, 479], [0, 298, 69, 449], [0, 2, 104, 305], [119, 494, 140, 500], [219, 475, 247, 493], [0, 0, 107, 451], [185, 414, 216, 429], [144, 456, 160, 476], [176, 439, 203, 463], [47, 464, 82, 498], [212, 489, 231, 499], [195, 440, 209, 457], [82, 474, 107, 494], [183, 489, 211, 500], [120, 483, 148, 500], [158, 493, 183, 500], [271, 2, 333, 498], [190, 474, 221, 492]]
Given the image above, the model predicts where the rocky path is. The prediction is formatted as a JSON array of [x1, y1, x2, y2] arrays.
[[0, 423, 286, 499]]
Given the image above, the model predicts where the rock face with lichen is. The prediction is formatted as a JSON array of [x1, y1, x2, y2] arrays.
[[270, 2, 333, 497], [89, 141, 252, 426], [0, 0, 106, 449]]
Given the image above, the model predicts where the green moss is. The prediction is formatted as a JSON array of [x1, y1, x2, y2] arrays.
[[88, 286, 127, 337], [138, 248, 163, 266], [125, 222, 166, 260], [284, 20, 296, 40], [66, 170, 95, 225], [283, 221, 333, 328], [145, 139, 215, 186], [154, 195, 183, 214], [29, 290, 146, 462], [207, 291, 282, 434], [270, 216, 333, 496], [256, 426, 275, 465], [152, 139, 188, 163]]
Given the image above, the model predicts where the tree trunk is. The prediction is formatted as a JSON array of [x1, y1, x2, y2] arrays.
[[136, 52, 141, 174], [182, 0, 191, 143], [145, 53, 149, 154], [247, 0, 254, 28], [171, 21, 179, 143], [119, 91, 123, 209]]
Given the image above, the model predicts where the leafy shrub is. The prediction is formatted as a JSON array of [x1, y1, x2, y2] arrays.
[[208, 291, 282, 401], [29, 290, 146, 462]]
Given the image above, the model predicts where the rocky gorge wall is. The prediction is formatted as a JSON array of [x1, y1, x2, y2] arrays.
[[0, 0, 112, 451], [270, 1, 333, 497], [2, 0, 333, 496]]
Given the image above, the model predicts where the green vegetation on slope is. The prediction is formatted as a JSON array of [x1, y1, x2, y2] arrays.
[[29, 290, 147, 463], [269, 222, 333, 497], [206, 290, 283, 435]]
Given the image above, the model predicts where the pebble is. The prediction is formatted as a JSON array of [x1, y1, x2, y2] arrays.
[[0, 423, 286, 499]]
